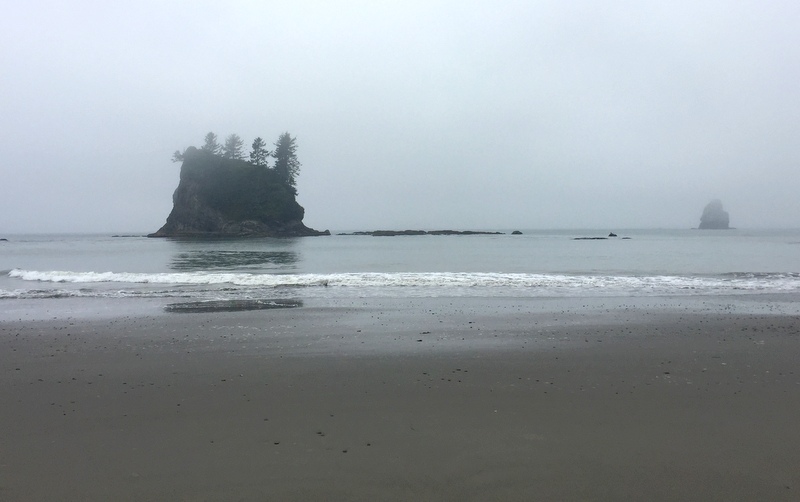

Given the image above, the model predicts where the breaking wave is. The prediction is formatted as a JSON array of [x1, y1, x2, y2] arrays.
[[4, 268, 800, 300]]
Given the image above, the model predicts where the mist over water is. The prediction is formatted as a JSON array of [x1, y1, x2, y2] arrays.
[[3, 3, 800, 233]]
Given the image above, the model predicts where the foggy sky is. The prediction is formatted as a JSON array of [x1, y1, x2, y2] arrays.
[[2, 1, 798, 233]]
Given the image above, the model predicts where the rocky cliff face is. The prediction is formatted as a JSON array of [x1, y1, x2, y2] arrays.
[[698, 199, 730, 229], [149, 147, 328, 237]]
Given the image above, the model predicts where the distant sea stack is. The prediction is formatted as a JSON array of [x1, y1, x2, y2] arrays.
[[149, 147, 328, 237], [698, 199, 730, 229]]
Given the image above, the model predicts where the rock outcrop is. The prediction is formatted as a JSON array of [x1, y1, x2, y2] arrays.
[[149, 147, 328, 237], [698, 199, 730, 229], [338, 230, 504, 236]]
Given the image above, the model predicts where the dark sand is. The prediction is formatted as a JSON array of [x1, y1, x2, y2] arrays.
[[1, 297, 799, 501]]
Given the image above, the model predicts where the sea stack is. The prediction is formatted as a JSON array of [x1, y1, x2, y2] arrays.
[[698, 199, 730, 229], [149, 147, 328, 238]]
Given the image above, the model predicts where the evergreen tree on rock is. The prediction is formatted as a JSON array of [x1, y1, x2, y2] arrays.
[[222, 134, 245, 160], [201, 132, 220, 155], [273, 132, 300, 193], [250, 137, 270, 167]]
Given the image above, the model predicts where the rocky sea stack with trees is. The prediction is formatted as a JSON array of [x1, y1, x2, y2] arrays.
[[149, 132, 329, 238]]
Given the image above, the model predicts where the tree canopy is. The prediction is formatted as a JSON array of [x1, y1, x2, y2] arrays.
[[201, 132, 220, 154], [222, 134, 245, 160], [250, 137, 270, 167], [273, 132, 301, 193], [177, 131, 302, 194]]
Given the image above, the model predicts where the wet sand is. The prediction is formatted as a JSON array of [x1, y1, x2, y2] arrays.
[[1, 297, 799, 501]]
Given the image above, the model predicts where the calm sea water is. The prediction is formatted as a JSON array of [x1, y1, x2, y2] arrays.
[[2, 229, 799, 304]]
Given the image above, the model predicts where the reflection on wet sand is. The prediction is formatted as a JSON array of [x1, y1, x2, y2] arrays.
[[165, 298, 303, 313]]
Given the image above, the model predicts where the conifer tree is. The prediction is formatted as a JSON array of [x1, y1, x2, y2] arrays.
[[250, 137, 270, 167], [222, 134, 245, 160], [201, 132, 220, 154], [273, 132, 300, 193], [171, 149, 184, 163]]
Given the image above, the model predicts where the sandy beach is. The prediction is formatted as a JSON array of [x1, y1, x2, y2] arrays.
[[1, 296, 799, 501]]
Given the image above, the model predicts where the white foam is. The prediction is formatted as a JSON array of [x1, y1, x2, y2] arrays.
[[6, 268, 800, 296]]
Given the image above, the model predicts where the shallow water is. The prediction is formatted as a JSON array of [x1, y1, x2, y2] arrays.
[[2, 229, 799, 303]]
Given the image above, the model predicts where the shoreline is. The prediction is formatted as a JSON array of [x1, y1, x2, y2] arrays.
[[3, 291, 800, 323], [2, 297, 799, 500]]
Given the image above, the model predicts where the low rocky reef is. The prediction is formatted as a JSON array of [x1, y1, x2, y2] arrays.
[[338, 230, 510, 236], [573, 233, 632, 240]]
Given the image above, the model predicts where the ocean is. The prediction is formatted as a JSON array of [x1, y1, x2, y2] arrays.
[[2, 229, 800, 314]]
